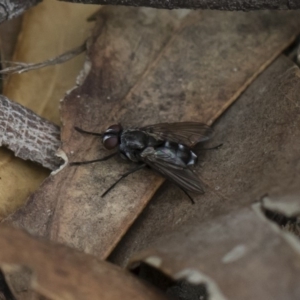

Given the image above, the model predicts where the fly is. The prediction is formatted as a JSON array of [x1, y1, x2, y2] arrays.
[[71, 122, 222, 204]]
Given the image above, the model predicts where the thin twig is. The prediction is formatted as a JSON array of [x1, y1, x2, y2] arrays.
[[0, 42, 87, 75]]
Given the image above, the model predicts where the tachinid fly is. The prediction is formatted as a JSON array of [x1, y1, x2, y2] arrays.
[[71, 122, 221, 204]]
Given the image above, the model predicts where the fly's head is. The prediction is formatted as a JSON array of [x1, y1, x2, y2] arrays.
[[102, 124, 123, 150]]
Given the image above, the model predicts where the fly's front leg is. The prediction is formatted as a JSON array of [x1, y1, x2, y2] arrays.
[[74, 126, 103, 136], [70, 152, 118, 166]]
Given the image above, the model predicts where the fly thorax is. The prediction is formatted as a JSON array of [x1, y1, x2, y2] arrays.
[[121, 130, 148, 150]]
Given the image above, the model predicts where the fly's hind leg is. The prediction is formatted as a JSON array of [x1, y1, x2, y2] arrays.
[[198, 143, 223, 151], [101, 163, 147, 197], [178, 187, 195, 204]]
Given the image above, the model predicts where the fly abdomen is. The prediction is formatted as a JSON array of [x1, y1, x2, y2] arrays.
[[177, 144, 197, 166], [161, 141, 197, 167], [187, 150, 197, 166]]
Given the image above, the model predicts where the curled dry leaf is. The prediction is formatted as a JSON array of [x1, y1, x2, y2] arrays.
[[0, 225, 168, 300], [110, 56, 300, 264], [60, 0, 300, 10], [0, 95, 61, 170], [5, 8, 300, 260], [262, 185, 300, 218], [128, 205, 300, 300]]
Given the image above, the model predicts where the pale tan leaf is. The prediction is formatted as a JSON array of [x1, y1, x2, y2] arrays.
[[0, 0, 98, 219]]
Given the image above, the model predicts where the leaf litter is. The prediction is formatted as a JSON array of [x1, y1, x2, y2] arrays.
[[2, 6, 300, 300]]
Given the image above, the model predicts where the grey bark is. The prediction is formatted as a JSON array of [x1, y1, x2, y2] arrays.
[[0, 0, 41, 23], [59, 0, 300, 10], [0, 95, 62, 170]]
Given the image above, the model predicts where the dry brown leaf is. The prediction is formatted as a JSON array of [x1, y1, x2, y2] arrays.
[[0, 0, 98, 218], [110, 56, 300, 266], [6, 8, 300, 260], [124, 58, 300, 299], [0, 225, 168, 300]]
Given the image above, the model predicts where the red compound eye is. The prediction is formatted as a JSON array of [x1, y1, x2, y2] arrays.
[[103, 136, 118, 150]]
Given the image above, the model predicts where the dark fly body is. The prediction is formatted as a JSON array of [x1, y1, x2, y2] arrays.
[[71, 122, 221, 204]]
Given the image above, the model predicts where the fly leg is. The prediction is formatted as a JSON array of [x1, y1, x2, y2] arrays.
[[177, 187, 195, 204], [74, 126, 103, 136], [198, 143, 223, 151], [70, 152, 118, 165], [71, 126, 115, 165], [101, 163, 147, 197]]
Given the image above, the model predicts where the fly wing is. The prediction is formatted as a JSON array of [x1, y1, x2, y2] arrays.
[[141, 147, 204, 193], [140, 122, 213, 147]]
